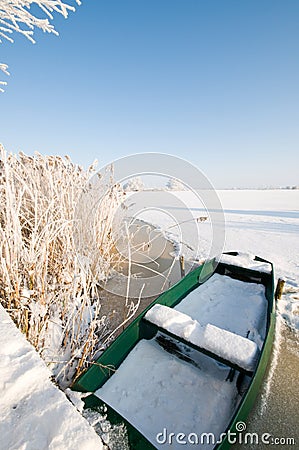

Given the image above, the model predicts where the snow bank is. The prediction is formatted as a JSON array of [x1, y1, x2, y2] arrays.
[[277, 287, 299, 332], [145, 304, 259, 371], [0, 305, 103, 450]]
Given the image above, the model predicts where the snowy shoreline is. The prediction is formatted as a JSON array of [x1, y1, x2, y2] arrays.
[[0, 189, 298, 449], [0, 305, 103, 450]]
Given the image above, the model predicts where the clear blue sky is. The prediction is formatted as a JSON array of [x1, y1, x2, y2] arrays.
[[1, 0, 298, 188]]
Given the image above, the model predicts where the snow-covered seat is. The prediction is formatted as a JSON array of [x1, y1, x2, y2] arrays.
[[144, 304, 259, 373]]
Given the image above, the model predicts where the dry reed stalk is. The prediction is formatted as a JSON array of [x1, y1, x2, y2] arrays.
[[0, 145, 125, 387]]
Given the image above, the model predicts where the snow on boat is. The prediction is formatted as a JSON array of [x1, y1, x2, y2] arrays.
[[72, 253, 276, 449]]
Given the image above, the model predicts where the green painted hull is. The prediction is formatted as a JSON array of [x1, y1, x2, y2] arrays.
[[72, 254, 276, 449]]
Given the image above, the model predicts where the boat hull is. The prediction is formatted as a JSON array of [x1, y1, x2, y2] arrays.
[[72, 254, 276, 449]]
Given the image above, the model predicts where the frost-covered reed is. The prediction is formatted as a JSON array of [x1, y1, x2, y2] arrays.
[[0, 145, 122, 387]]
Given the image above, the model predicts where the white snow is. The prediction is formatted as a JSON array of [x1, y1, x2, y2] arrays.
[[145, 304, 259, 371], [176, 273, 267, 349], [0, 305, 103, 450], [203, 323, 258, 371], [217, 252, 272, 273], [95, 339, 238, 450], [217, 189, 299, 333], [142, 189, 299, 332], [1, 188, 298, 448], [95, 273, 267, 448], [145, 304, 202, 341]]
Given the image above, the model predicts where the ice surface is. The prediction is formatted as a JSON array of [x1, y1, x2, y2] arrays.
[[0, 305, 103, 450]]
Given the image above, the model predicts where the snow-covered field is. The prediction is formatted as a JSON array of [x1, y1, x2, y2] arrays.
[[218, 189, 299, 331], [0, 189, 298, 449]]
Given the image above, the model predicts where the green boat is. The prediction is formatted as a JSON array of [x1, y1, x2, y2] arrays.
[[72, 252, 276, 449]]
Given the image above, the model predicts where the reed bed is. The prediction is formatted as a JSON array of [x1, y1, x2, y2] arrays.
[[0, 145, 123, 387]]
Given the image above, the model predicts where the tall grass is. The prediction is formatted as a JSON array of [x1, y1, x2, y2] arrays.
[[0, 145, 122, 387]]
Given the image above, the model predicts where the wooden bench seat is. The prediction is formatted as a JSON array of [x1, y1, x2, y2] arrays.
[[143, 304, 259, 375]]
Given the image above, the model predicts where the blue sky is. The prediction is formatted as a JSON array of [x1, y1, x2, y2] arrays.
[[1, 0, 298, 188]]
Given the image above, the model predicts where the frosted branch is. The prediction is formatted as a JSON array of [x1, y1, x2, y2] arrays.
[[0, 62, 10, 75], [0, 1, 81, 43], [0, 1, 81, 91]]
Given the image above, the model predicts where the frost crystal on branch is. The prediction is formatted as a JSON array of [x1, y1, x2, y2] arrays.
[[0, 62, 9, 91], [0, 0, 81, 91]]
